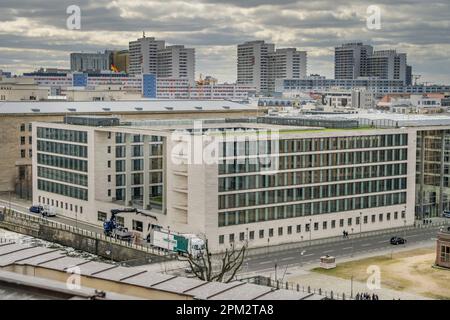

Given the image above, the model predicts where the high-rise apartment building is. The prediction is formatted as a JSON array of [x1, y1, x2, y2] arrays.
[[237, 41, 307, 93], [334, 42, 374, 80], [128, 36, 195, 84], [335, 43, 409, 84], [128, 37, 165, 76], [367, 50, 407, 83], [268, 48, 307, 92], [157, 45, 195, 85]]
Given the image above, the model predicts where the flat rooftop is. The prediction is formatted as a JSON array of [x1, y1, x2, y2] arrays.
[[0, 100, 256, 115], [0, 242, 325, 300]]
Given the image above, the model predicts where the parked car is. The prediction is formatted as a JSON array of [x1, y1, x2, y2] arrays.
[[29, 205, 44, 214], [390, 236, 407, 245], [443, 210, 450, 218]]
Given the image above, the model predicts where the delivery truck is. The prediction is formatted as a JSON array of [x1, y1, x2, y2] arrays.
[[149, 229, 205, 258]]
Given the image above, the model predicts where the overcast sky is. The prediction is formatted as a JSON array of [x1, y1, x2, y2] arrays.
[[0, 0, 449, 84]]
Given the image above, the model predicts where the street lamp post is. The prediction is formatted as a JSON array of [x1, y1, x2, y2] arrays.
[[359, 212, 362, 237], [309, 219, 312, 246], [403, 220, 407, 246], [351, 227, 354, 257], [267, 238, 270, 255]]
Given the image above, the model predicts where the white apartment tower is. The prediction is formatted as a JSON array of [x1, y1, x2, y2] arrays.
[[334, 42, 374, 80], [237, 41, 275, 93], [157, 45, 196, 85], [237, 41, 307, 93], [128, 36, 195, 84], [268, 48, 307, 92], [128, 36, 165, 76]]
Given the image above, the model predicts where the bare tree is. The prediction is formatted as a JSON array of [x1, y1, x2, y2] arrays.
[[179, 239, 247, 283]]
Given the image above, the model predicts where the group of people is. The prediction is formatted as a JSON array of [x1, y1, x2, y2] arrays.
[[355, 292, 379, 300], [342, 230, 350, 238]]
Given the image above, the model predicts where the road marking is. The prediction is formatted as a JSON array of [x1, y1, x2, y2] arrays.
[[361, 243, 371, 247], [342, 247, 352, 250], [323, 250, 334, 253], [259, 260, 273, 265], [281, 257, 295, 261], [378, 240, 387, 244], [303, 253, 314, 257]]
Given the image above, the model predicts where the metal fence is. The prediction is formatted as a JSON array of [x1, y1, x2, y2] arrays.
[[239, 275, 350, 300], [0, 207, 175, 258]]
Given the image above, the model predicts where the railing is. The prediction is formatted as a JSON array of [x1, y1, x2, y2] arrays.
[[243, 220, 449, 258], [0, 207, 173, 258], [238, 275, 350, 300]]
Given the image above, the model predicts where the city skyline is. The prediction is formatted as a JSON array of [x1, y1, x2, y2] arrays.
[[0, 0, 449, 84]]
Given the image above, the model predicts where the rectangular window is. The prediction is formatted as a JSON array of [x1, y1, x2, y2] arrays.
[[229, 234, 234, 243], [97, 211, 107, 222], [249, 231, 255, 240], [287, 226, 292, 235], [132, 220, 143, 232], [339, 219, 344, 227], [278, 227, 283, 236], [371, 215, 376, 223], [296, 225, 301, 233], [394, 211, 398, 219], [219, 235, 224, 244], [314, 222, 319, 231], [239, 232, 245, 241], [259, 229, 264, 239], [331, 220, 336, 228], [348, 218, 352, 226], [379, 213, 383, 222], [323, 221, 327, 230], [269, 228, 274, 237]]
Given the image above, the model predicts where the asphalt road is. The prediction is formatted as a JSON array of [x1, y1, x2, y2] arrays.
[[242, 225, 442, 273]]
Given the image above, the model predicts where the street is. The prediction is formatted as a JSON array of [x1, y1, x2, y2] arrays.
[[241, 225, 442, 273]]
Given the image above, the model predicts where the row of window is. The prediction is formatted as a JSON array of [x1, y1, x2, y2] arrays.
[[218, 148, 408, 174], [38, 196, 83, 214], [218, 210, 407, 244], [115, 133, 163, 144], [38, 166, 88, 187], [115, 172, 164, 186], [37, 153, 88, 172], [19, 123, 33, 132], [219, 178, 407, 210], [115, 158, 163, 172], [218, 134, 408, 157], [20, 149, 32, 159], [219, 163, 408, 192], [37, 127, 87, 143], [115, 145, 163, 158], [37, 140, 88, 158], [20, 136, 32, 145], [97, 211, 144, 232], [219, 192, 407, 226], [37, 179, 88, 201], [114, 185, 163, 202]]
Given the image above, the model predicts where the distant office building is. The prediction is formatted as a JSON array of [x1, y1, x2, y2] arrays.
[[268, 48, 307, 92], [0, 70, 12, 78], [157, 45, 195, 85], [406, 65, 413, 86], [70, 51, 112, 72], [367, 50, 407, 84], [128, 36, 195, 84], [334, 42, 373, 80], [237, 41, 307, 93], [129, 36, 165, 76], [237, 41, 275, 92]]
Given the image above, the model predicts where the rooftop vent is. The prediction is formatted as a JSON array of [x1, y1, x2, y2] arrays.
[[165, 107, 174, 110], [194, 106, 203, 110], [67, 108, 77, 112], [222, 106, 231, 110], [135, 107, 143, 111], [31, 108, 40, 112], [102, 107, 111, 111]]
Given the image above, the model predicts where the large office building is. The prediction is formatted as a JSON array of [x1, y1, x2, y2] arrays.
[[157, 46, 195, 85], [32, 116, 418, 252], [0, 100, 257, 199], [128, 36, 195, 84], [334, 43, 410, 84], [237, 41, 307, 93], [367, 50, 408, 84], [70, 51, 113, 73], [334, 42, 373, 80]]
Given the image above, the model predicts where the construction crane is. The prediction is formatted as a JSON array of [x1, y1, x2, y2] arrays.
[[103, 208, 157, 241]]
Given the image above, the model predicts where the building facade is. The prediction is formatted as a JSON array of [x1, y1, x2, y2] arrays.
[[335, 42, 373, 80], [70, 51, 112, 73], [157, 46, 195, 85], [32, 119, 416, 251]]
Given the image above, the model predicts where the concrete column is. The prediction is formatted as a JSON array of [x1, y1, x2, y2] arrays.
[[143, 135, 150, 210], [125, 134, 132, 207]]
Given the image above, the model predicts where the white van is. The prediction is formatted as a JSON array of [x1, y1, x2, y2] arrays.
[[42, 205, 57, 217]]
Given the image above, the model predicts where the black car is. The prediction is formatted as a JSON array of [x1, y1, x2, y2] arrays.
[[390, 236, 407, 245], [29, 205, 43, 214]]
